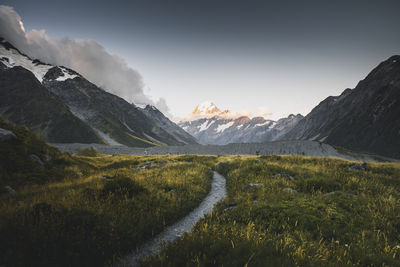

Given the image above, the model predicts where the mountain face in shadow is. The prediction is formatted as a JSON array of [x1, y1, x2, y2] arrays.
[[283, 55, 400, 158]]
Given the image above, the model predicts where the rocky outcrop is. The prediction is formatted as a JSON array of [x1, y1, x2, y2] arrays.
[[0, 128, 16, 141]]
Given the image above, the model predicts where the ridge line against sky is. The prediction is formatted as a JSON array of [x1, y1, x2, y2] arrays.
[[1, 0, 400, 121]]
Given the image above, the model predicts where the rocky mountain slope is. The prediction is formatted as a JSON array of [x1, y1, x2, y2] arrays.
[[0, 38, 197, 147], [282, 55, 400, 158], [0, 65, 104, 144], [178, 102, 303, 145]]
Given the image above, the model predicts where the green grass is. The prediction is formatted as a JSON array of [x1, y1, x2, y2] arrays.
[[0, 121, 216, 266], [144, 155, 400, 267], [2, 121, 400, 266], [0, 154, 215, 266]]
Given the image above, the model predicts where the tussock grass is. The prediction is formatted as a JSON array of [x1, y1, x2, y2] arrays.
[[0, 126, 216, 266], [144, 155, 400, 266]]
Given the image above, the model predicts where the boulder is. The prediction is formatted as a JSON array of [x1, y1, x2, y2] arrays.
[[223, 203, 237, 212], [29, 154, 44, 168], [273, 172, 294, 181], [168, 189, 176, 195], [4, 186, 16, 196], [283, 187, 298, 195], [347, 163, 367, 171], [243, 183, 262, 191], [0, 128, 16, 141]]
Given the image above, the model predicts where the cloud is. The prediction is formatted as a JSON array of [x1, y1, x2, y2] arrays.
[[0, 5, 169, 113]]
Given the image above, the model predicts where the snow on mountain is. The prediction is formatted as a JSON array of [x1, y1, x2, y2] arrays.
[[0, 43, 52, 82], [192, 101, 221, 115], [178, 102, 303, 145], [216, 121, 234, 133], [184, 101, 231, 121], [0, 37, 197, 147]]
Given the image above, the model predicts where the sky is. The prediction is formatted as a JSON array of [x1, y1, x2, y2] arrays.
[[1, 0, 400, 120]]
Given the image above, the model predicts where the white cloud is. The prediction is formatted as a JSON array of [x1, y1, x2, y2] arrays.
[[0, 5, 170, 114]]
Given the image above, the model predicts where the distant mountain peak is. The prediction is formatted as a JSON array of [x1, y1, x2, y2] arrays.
[[191, 101, 223, 115], [184, 101, 230, 121]]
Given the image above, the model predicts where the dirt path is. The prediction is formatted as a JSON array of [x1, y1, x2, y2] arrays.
[[117, 171, 227, 266]]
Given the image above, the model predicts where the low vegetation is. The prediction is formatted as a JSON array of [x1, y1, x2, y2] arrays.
[[144, 155, 400, 266], [0, 121, 215, 266], [2, 120, 400, 266]]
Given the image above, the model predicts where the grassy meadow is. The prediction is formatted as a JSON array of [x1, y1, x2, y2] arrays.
[[0, 121, 216, 266], [144, 155, 400, 267], [1, 120, 400, 266]]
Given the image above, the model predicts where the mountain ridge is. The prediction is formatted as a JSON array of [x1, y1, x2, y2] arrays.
[[179, 102, 303, 145], [282, 55, 400, 158], [0, 37, 197, 147]]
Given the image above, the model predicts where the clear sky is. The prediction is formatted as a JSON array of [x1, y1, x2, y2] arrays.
[[3, 0, 400, 120]]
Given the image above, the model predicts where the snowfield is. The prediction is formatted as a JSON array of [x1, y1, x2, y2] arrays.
[[0, 45, 52, 82]]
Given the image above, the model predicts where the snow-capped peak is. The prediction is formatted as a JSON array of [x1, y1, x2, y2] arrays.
[[191, 101, 222, 116], [0, 43, 52, 82], [0, 40, 77, 83]]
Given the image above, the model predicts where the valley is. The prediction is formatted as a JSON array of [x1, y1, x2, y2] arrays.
[[1, 3, 400, 266], [1, 122, 400, 266]]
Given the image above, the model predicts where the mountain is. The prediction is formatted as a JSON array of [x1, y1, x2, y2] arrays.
[[178, 102, 303, 145], [140, 105, 198, 145], [0, 60, 104, 144], [0, 38, 197, 147], [282, 55, 400, 158]]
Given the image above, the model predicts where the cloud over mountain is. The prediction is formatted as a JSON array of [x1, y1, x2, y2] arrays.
[[0, 5, 170, 115]]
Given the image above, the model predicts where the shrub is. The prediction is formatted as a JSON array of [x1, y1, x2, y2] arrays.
[[296, 176, 341, 193], [101, 177, 147, 198], [77, 147, 98, 157]]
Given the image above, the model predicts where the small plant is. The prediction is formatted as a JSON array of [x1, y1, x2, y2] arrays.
[[101, 177, 147, 198], [77, 147, 98, 157]]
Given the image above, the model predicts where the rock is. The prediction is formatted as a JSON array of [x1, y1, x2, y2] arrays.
[[283, 187, 298, 195], [29, 154, 44, 168], [100, 175, 113, 181], [273, 172, 294, 181], [223, 206, 236, 212], [44, 154, 52, 161], [223, 203, 237, 212], [4, 186, 16, 196], [347, 163, 366, 171], [133, 167, 142, 171], [243, 183, 262, 191], [0, 128, 16, 141], [169, 189, 176, 195], [323, 192, 336, 197]]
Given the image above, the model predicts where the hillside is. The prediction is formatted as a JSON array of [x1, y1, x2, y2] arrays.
[[0, 38, 197, 147], [283, 55, 400, 158], [0, 66, 104, 144]]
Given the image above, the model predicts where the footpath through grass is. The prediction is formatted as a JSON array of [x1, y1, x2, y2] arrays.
[[144, 155, 400, 267], [0, 121, 216, 266]]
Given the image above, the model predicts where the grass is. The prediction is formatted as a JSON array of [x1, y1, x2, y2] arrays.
[[0, 120, 216, 266], [0, 154, 215, 266], [2, 120, 400, 266], [144, 155, 400, 267]]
